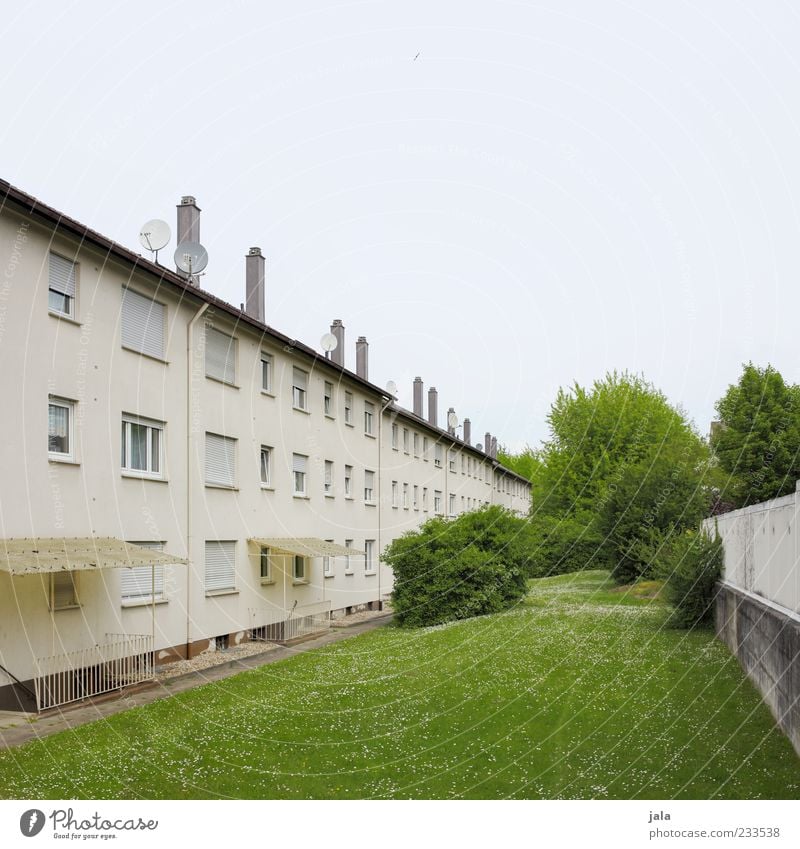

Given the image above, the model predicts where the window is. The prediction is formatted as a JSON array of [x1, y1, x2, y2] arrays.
[[449, 493, 456, 515], [324, 381, 334, 416], [48, 252, 77, 318], [48, 397, 74, 460], [449, 451, 456, 473], [435, 445, 443, 468], [50, 572, 78, 610], [323, 540, 334, 577], [260, 353, 273, 393], [344, 539, 354, 574], [293, 453, 308, 496], [391, 480, 399, 508], [121, 415, 163, 478], [423, 437, 429, 461], [344, 464, 353, 498], [260, 445, 272, 487], [344, 391, 353, 425], [292, 367, 308, 410], [122, 541, 165, 603], [364, 401, 374, 435], [324, 460, 334, 495], [403, 428, 410, 454], [259, 546, 272, 581], [403, 482, 409, 509], [205, 541, 236, 593], [364, 469, 375, 503], [423, 487, 429, 511], [413, 485, 419, 510], [461, 455, 466, 474], [205, 433, 236, 487], [205, 326, 236, 384], [391, 423, 399, 450], [434, 490, 442, 515], [293, 555, 307, 582], [365, 540, 376, 573], [121, 288, 165, 359], [413, 433, 420, 457]]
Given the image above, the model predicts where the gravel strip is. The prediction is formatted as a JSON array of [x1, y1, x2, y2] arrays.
[[155, 641, 279, 682]]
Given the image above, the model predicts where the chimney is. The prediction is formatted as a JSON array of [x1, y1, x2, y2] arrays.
[[331, 320, 345, 367], [428, 387, 438, 427], [413, 377, 424, 417], [245, 247, 265, 323], [463, 418, 471, 444], [485, 432, 492, 455], [176, 196, 200, 246], [356, 336, 369, 379], [447, 407, 456, 436], [491, 436, 498, 458]]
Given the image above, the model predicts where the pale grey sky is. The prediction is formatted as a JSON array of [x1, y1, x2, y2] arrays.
[[3, 0, 800, 450]]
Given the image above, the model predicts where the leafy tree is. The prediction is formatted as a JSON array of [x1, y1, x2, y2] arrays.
[[497, 445, 541, 482], [384, 506, 530, 627], [711, 363, 800, 506]]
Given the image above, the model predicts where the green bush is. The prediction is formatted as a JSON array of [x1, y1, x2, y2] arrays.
[[384, 505, 530, 627], [652, 528, 723, 628], [525, 512, 609, 577]]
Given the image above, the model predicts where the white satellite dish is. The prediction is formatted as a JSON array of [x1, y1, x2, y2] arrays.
[[476, 443, 483, 452], [386, 380, 398, 396], [174, 241, 208, 276], [448, 411, 459, 429], [138, 219, 171, 264], [320, 333, 338, 355]]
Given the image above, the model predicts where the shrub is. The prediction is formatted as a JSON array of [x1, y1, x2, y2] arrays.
[[525, 512, 609, 577], [651, 528, 723, 628], [384, 505, 530, 627]]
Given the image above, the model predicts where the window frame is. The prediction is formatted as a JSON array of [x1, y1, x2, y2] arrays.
[[292, 366, 309, 411], [344, 391, 353, 426], [121, 541, 166, 605], [260, 352, 274, 394], [293, 555, 307, 583], [324, 381, 334, 417], [324, 459, 334, 496], [120, 286, 166, 360], [260, 445, 272, 488], [204, 325, 237, 386], [344, 539, 354, 574], [205, 432, 237, 488], [50, 571, 79, 611], [259, 546, 273, 583], [48, 396, 75, 462], [293, 453, 308, 496], [121, 414, 164, 479], [344, 464, 353, 498], [48, 252, 77, 320], [364, 401, 375, 436], [204, 540, 237, 594], [364, 540, 376, 574], [364, 469, 375, 503]]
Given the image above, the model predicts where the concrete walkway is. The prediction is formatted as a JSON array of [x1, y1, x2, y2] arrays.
[[0, 613, 392, 750]]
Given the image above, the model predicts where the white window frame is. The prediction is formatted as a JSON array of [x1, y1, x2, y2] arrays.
[[423, 437, 429, 461], [121, 287, 165, 359], [391, 423, 399, 450], [344, 391, 353, 425], [205, 432, 237, 488], [403, 428, 410, 454], [204, 540, 237, 594], [449, 452, 457, 473], [364, 469, 375, 503], [292, 367, 309, 411], [50, 571, 79, 610], [48, 397, 75, 461], [260, 445, 272, 487], [403, 482, 409, 509], [344, 539, 354, 574], [391, 480, 399, 508], [344, 465, 353, 498], [323, 540, 335, 577], [435, 444, 443, 468], [324, 381, 334, 417], [413, 484, 419, 510], [121, 414, 164, 479], [260, 352, 273, 394], [48, 252, 77, 319], [293, 453, 308, 496], [364, 402, 374, 436], [259, 546, 273, 583], [293, 555, 307, 583], [449, 493, 457, 516], [364, 540, 376, 574], [422, 487, 429, 512], [413, 433, 419, 457], [324, 459, 334, 496], [434, 490, 443, 515], [205, 326, 237, 385]]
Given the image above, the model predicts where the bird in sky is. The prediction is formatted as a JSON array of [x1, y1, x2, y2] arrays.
[[414, 52, 420, 61]]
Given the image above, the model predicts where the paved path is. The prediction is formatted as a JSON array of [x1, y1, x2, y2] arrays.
[[0, 614, 392, 750]]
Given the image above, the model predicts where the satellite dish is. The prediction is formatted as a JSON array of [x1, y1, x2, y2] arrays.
[[174, 241, 208, 276], [448, 411, 459, 429], [139, 219, 171, 252], [320, 333, 338, 354], [386, 380, 398, 396], [476, 443, 483, 452]]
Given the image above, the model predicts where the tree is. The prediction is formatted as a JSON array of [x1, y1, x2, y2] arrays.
[[497, 445, 541, 483], [711, 363, 800, 507], [530, 371, 712, 580]]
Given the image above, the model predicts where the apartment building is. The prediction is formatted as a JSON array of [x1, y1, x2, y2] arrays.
[[0, 180, 531, 711]]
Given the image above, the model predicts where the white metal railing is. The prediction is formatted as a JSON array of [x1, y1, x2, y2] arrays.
[[34, 633, 154, 711], [249, 600, 332, 643]]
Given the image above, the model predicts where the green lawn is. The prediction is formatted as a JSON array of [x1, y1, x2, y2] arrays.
[[1, 570, 798, 799]]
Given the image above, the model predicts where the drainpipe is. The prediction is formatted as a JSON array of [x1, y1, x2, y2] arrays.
[[187, 302, 209, 658]]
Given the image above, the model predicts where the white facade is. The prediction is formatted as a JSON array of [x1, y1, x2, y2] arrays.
[[0, 180, 531, 706]]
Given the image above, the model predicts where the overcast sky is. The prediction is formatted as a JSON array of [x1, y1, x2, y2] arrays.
[[3, 1, 800, 451]]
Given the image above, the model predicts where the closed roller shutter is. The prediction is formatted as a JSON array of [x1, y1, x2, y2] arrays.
[[121, 288, 165, 358], [205, 540, 236, 592], [121, 542, 165, 601], [206, 433, 236, 487], [205, 326, 236, 383], [49, 253, 77, 298]]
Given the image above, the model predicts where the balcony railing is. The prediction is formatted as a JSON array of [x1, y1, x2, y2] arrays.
[[249, 600, 332, 643], [34, 633, 154, 711]]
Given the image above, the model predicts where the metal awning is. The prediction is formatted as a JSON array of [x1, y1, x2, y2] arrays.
[[249, 538, 366, 558], [0, 538, 188, 575]]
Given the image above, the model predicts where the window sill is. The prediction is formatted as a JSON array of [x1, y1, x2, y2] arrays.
[[364, 501, 376, 507], [324, 414, 336, 421], [324, 573, 335, 579], [205, 375, 239, 390], [324, 493, 335, 499], [48, 310, 80, 326], [364, 570, 377, 576], [344, 570, 354, 576], [344, 495, 354, 501], [121, 345, 169, 365], [260, 390, 275, 398], [293, 494, 310, 500], [292, 579, 309, 586], [50, 604, 81, 612], [122, 472, 168, 483], [121, 598, 168, 609], [344, 421, 354, 428], [205, 589, 238, 598], [364, 432, 376, 439], [48, 456, 79, 466], [293, 406, 310, 415], [205, 483, 239, 491], [260, 579, 276, 586], [260, 484, 275, 491], [392, 447, 398, 452]]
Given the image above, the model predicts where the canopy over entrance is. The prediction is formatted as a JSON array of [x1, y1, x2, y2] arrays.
[[248, 538, 365, 558], [0, 538, 188, 575]]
